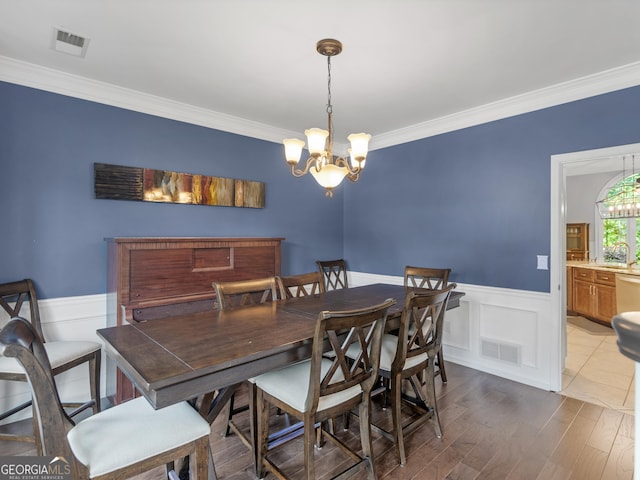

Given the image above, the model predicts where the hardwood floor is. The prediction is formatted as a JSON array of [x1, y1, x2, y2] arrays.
[[0, 363, 633, 479]]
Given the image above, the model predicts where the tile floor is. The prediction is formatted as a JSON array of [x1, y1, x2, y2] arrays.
[[562, 316, 635, 415]]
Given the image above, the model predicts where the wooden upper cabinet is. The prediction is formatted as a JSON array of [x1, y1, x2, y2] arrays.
[[566, 223, 589, 261]]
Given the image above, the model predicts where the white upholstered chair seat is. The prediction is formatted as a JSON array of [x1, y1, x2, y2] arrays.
[[253, 358, 361, 412], [0, 341, 100, 374], [68, 397, 211, 478]]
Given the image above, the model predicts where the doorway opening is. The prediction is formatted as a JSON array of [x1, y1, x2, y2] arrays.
[[551, 142, 640, 408]]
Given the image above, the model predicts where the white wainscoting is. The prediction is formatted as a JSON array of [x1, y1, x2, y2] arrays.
[[349, 272, 559, 392], [0, 273, 559, 424], [0, 294, 109, 424]]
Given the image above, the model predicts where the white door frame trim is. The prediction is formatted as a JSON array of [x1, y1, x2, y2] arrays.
[[550, 142, 640, 391]]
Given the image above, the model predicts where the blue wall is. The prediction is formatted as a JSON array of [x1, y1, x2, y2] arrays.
[[345, 86, 640, 292], [4, 81, 640, 297], [0, 82, 345, 298]]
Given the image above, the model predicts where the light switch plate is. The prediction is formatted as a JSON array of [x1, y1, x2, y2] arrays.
[[537, 255, 548, 270]]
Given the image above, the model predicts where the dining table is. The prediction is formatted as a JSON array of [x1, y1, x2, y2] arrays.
[[97, 283, 464, 478]]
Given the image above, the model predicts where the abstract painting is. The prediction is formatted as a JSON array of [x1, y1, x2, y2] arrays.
[[94, 163, 265, 208]]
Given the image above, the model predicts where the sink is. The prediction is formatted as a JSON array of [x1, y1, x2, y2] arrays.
[[592, 264, 640, 274]]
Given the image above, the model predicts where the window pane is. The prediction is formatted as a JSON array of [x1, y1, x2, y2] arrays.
[[603, 219, 627, 262]]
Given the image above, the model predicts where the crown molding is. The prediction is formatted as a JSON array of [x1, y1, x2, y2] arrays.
[[370, 61, 640, 150], [0, 55, 298, 145], [3, 55, 640, 151]]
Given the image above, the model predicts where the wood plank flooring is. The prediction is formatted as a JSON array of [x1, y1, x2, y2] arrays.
[[0, 363, 633, 479]]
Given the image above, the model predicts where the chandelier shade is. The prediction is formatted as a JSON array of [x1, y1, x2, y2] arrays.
[[310, 162, 348, 189], [282, 39, 371, 197]]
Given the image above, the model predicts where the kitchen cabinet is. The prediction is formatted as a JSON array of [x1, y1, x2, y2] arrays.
[[566, 266, 574, 311], [566, 223, 589, 261], [572, 267, 617, 324]]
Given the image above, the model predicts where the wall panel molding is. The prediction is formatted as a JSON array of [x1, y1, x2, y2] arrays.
[[0, 293, 108, 425], [350, 271, 556, 391], [0, 275, 558, 424]]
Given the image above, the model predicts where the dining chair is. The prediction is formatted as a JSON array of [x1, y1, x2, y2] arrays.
[[404, 265, 451, 290], [212, 276, 279, 447], [316, 258, 348, 291], [0, 278, 101, 453], [277, 271, 325, 299], [0, 317, 211, 479], [350, 284, 456, 466], [403, 266, 451, 382], [214, 276, 279, 310], [254, 298, 395, 480]]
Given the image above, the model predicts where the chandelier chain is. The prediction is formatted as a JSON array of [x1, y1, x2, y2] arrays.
[[326, 55, 334, 156], [326, 55, 332, 115]]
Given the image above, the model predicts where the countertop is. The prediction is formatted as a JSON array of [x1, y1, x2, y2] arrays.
[[567, 261, 640, 277]]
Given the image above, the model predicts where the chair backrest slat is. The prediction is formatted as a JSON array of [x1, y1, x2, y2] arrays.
[[277, 271, 325, 299], [316, 259, 348, 291], [404, 266, 451, 291], [0, 279, 44, 340], [213, 277, 279, 310]]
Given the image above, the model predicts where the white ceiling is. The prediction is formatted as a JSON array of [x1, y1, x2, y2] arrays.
[[3, 0, 640, 153]]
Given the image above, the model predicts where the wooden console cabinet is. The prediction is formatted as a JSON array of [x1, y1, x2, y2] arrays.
[[571, 267, 617, 324], [106, 237, 284, 402]]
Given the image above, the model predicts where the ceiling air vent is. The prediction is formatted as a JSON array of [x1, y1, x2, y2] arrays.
[[51, 28, 90, 57]]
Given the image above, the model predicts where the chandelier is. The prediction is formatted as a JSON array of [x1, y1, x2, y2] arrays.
[[283, 39, 371, 197], [596, 155, 640, 219]]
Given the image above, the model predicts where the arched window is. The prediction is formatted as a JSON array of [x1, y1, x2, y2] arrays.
[[596, 173, 640, 265]]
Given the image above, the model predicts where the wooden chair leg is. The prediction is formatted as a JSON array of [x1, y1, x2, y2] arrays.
[[425, 362, 442, 438], [192, 436, 210, 480], [224, 393, 236, 437], [390, 375, 406, 465], [304, 416, 316, 480], [256, 390, 270, 479], [90, 351, 101, 413], [32, 404, 42, 456], [315, 424, 322, 448], [208, 442, 218, 480], [358, 398, 376, 480], [437, 349, 447, 383]]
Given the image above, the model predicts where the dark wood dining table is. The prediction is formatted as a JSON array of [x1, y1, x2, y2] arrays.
[[97, 283, 464, 412], [97, 283, 463, 479]]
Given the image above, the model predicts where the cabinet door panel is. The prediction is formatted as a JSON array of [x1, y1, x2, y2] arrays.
[[595, 284, 616, 324], [573, 280, 593, 317]]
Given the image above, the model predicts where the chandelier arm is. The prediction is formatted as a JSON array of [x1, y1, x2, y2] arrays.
[[289, 157, 318, 178], [334, 155, 362, 176]]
